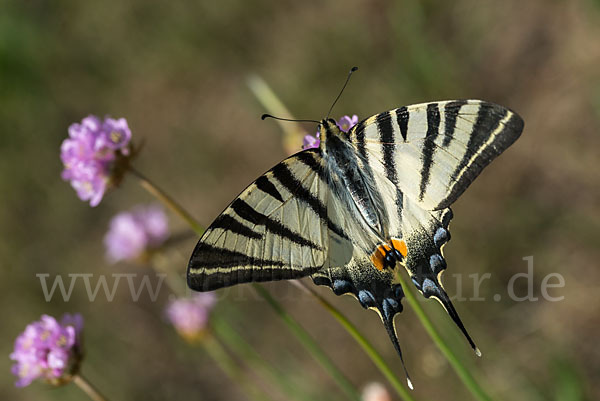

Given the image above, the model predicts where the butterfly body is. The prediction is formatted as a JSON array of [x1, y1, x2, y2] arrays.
[[188, 99, 523, 375]]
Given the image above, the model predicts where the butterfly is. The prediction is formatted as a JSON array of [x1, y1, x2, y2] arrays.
[[187, 94, 523, 384]]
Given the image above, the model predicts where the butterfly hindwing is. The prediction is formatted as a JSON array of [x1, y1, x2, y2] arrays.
[[347, 100, 523, 351], [188, 149, 332, 291], [312, 259, 409, 374], [400, 203, 479, 351]]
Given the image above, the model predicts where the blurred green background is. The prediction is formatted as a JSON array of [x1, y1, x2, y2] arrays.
[[2, 0, 599, 400]]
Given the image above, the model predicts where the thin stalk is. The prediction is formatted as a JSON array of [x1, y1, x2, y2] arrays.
[[129, 166, 204, 235], [153, 257, 306, 401], [246, 75, 307, 155], [291, 281, 417, 401], [151, 252, 188, 296], [252, 283, 361, 401], [203, 334, 274, 401], [394, 271, 493, 401], [150, 260, 275, 401], [72, 374, 109, 401], [213, 318, 321, 401]]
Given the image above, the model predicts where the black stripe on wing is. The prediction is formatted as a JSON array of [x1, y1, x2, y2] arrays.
[[375, 111, 405, 220], [296, 149, 327, 181], [210, 214, 263, 239], [442, 100, 468, 147], [436, 103, 524, 209], [377, 111, 397, 184], [230, 199, 321, 249], [450, 105, 508, 182], [255, 175, 284, 202], [189, 245, 315, 291], [352, 120, 368, 158], [396, 106, 409, 141], [418, 103, 441, 201], [271, 151, 347, 240]]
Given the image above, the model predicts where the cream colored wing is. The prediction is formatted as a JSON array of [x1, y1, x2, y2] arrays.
[[188, 149, 343, 291], [349, 100, 524, 211]]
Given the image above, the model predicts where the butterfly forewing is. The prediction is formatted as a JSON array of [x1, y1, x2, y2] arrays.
[[350, 100, 524, 211], [187, 149, 331, 291]]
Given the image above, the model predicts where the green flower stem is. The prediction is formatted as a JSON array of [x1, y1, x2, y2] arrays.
[[72, 374, 109, 401], [213, 318, 321, 401], [150, 259, 274, 401], [246, 75, 306, 154], [251, 283, 361, 401], [203, 334, 275, 401], [151, 253, 188, 296], [129, 166, 204, 235], [153, 256, 310, 401], [291, 281, 417, 401], [393, 271, 493, 401], [246, 75, 297, 136]]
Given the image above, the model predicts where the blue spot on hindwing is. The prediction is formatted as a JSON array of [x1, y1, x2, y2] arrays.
[[333, 279, 354, 295], [358, 290, 377, 308], [429, 254, 446, 273], [434, 227, 450, 247], [422, 278, 438, 297]]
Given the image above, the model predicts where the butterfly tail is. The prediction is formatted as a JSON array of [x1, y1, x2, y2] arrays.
[[380, 311, 414, 389], [432, 289, 481, 356]]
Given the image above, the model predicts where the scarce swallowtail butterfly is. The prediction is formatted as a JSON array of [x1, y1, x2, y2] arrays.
[[187, 69, 524, 386]]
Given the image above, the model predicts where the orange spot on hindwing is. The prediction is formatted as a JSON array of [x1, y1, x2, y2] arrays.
[[369, 238, 408, 271], [370, 244, 390, 271], [390, 238, 407, 258]]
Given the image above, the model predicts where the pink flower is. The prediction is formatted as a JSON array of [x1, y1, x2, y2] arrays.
[[10, 314, 83, 387], [104, 204, 170, 263], [166, 293, 216, 342], [302, 132, 320, 150], [336, 114, 359, 133], [60, 115, 132, 206]]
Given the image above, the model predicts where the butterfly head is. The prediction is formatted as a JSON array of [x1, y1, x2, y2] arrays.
[[318, 118, 343, 145]]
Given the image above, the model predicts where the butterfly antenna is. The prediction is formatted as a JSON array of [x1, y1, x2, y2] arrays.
[[381, 312, 414, 390], [326, 66, 358, 119], [261, 114, 319, 124]]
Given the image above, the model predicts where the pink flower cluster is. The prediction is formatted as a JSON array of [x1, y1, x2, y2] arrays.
[[60, 115, 132, 206], [166, 293, 217, 342], [104, 204, 170, 263], [10, 314, 83, 387]]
